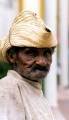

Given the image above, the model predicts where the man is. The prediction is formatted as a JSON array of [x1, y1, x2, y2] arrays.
[[0, 11, 57, 120]]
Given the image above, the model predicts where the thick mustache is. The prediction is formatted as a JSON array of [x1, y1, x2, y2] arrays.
[[32, 65, 50, 72]]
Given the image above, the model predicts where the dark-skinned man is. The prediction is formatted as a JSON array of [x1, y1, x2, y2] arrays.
[[0, 11, 57, 120]]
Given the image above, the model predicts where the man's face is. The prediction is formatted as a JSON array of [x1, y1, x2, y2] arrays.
[[9, 47, 54, 81]]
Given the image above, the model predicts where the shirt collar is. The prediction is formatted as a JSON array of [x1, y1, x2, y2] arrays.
[[7, 70, 42, 90]]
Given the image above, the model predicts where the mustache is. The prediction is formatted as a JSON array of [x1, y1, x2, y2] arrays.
[[31, 64, 50, 72]]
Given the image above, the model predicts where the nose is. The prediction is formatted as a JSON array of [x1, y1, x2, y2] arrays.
[[35, 56, 50, 66]]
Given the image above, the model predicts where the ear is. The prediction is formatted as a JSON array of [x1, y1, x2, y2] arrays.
[[6, 52, 17, 63]]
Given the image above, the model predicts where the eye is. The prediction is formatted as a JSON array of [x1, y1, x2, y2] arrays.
[[24, 48, 38, 57], [44, 51, 50, 58], [44, 49, 53, 58]]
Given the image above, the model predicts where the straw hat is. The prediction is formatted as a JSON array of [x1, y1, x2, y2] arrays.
[[0, 37, 7, 61], [0, 10, 57, 61]]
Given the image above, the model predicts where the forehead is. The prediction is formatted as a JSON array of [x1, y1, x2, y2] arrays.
[[16, 47, 54, 51]]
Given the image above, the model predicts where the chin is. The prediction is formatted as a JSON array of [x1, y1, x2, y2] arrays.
[[22, 71, 48, 81], [30, 74, 47, 81]]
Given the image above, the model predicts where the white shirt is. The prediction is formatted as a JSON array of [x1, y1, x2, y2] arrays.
[[0, 70, 54, 120]]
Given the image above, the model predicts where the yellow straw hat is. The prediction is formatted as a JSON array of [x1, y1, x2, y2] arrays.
[[0, 10, 57, 61], [0, 37, 7, 61]]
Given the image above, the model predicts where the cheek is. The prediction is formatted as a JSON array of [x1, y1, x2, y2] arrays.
[[17, 55, 35, 68], [49, 56, 52, 62], [48, 54, 52, 61]]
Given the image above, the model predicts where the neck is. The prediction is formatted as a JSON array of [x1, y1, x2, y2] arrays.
[[22, 74, 42, 89]]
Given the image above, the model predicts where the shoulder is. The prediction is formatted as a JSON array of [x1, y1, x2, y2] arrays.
[[0, 75, 10, 92], [0, 77, 11, 91], [0, 71, 18, 89], [0, 74, 22, 108], [0, 76, 25, 120], [0, 73, 18, 100], [0, 75, 13, 98]]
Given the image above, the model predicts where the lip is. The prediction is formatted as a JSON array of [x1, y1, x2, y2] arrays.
[[33, 69, 49, 76], [33, 70, 48, 78], [34, 67, 50, 72]]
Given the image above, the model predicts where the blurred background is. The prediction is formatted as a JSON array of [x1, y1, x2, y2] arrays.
[[0, 0, 69, 120]]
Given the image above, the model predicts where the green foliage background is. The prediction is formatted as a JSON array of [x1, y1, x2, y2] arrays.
[[0, 62, 11, 79]]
